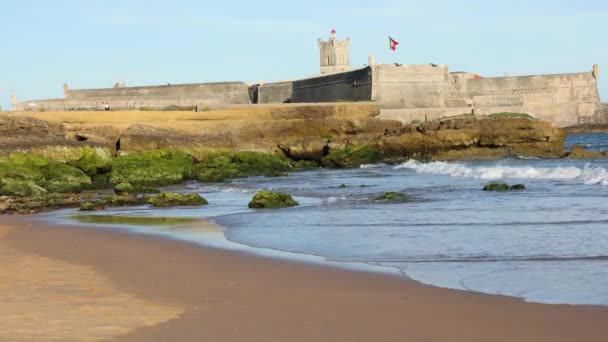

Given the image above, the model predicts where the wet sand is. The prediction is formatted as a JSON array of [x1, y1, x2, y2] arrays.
[[1, 215, 607, 342]]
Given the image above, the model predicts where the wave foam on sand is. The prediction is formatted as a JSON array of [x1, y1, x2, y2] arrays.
[[394, 160, 608, 186]]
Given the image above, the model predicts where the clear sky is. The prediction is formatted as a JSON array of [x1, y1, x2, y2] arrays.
[[1, 0, 606, 110]]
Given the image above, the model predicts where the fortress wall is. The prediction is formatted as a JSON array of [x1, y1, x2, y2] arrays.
[[291, 67, 372, 103], [371, 64, 451, 109], [67, 82, 250, 103], [463, 72, 600, 126], [258, 81, 293, 104]]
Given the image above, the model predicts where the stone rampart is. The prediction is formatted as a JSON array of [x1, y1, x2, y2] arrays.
[[257, 81, 293, 103], [292, 67, 372, 103], [16, 82, 251, 111]]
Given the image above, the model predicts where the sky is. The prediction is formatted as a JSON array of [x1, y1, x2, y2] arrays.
[[1, 0, 606, 110]]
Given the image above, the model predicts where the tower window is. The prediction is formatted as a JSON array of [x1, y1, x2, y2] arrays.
[[340, 55, 344, 64], [327, 56, 330, 65]]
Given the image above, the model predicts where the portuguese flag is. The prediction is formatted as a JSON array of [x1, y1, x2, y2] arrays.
[[389, 36, 399, 51]]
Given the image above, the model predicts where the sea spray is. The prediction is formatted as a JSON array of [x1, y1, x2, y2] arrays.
[[395, 160, 608, 185]]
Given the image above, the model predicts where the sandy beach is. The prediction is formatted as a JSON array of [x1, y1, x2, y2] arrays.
[[1, 215, 607, 342]]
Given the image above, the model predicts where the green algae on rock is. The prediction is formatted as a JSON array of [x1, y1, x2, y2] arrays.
[[114, 182, 135, 195], [147, 192, 208, 207], [483, 183, 526, 191], [195, 151, 291, 183], [375, 192, 409, 202], [0, 180, 48, 197], [79, 194, 147, 211], [248, 190, 299, 209], [110, 150, 195, 187], [321, 145, 383, 168]]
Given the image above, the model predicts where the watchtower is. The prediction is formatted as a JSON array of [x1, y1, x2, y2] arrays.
[[318, 29, 351, 74]]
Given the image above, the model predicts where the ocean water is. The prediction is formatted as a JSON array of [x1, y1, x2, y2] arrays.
[[59, 133, 608, 306]]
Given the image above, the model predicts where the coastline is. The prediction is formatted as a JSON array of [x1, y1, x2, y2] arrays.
[[1, 215, 607, 341]]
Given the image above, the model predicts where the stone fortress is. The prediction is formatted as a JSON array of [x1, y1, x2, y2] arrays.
[[13, 30, 603, 127]]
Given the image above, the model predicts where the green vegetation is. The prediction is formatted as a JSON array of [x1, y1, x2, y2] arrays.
[[110, 150, 195, 188], [483, 183, 526, 191], [487, 112, 534, 119], [147, 192, 208, 207], [321, 145, 383, 168], [375, 192, 409, 202], [248, 190, 299, 209], [195, 151, 291, 182]]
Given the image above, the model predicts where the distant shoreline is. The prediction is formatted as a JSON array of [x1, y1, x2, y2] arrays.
[[1, 215, 607, 341]]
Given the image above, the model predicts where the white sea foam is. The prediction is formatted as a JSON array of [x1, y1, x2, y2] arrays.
[[360, 163, 386, 169], [395, 160, 608, 185]]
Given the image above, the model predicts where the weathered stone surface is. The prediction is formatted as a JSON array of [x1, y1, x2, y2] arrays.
[[195, 151, 290, 182], [248, 190, 298, 209], [565, 145, 608, 159], [147, 192, 208, 207], [322, 145, 383, 168]]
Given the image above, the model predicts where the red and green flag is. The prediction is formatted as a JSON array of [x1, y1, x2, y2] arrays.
[[389, 36, 399, 51]]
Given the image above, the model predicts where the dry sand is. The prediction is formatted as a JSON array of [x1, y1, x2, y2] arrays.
[[1, 215, 607, 342]]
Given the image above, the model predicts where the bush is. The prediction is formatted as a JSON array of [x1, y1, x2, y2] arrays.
[[487, 113, 534, 119]]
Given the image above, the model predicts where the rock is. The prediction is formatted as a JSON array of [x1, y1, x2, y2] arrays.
[[146, 192, 208, 207], [110, 149, 195, 187], [248, 190, 299, 209], [2, 193, 81, 214], [41, 162, 92, 193], [195, 151, 291, 183], [0, 181, 48, 197], [114, 182, 135, 195], [338, 184, 347, 188], [278, 139, 329, 161], [510, 184, 526, 190], [321, 145, 383, 168], [80, 194, 147, 211], [79, 201, 105, 211], [483, 183, 526, 191], [565, 145, 607, 159], [375, 192, 409, 202]]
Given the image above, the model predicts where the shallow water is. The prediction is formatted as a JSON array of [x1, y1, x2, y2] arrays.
[[59, 133, 608, 306]]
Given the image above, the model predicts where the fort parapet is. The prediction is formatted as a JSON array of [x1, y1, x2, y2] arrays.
[[13, 30, 602, 127]]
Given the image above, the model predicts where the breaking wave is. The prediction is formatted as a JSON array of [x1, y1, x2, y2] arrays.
[[395, 160, 608, 185]]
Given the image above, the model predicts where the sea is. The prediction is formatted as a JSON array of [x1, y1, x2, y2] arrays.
[[50, 133, 608, 306]]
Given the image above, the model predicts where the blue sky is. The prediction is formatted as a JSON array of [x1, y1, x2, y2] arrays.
[[1, 0, 606, 110]]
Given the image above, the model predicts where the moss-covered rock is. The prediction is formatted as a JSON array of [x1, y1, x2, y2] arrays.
[[195, 151, 291, 183], [375, 192, 409, 202], [321, 145, 383, 168], [248, 190, 299, 209], [146, 192, 208, 207], [41, 162, 92, 193], [79, 201, 105, 211], [0, 153, 92, 194], [110, 150, 195, 187], [483, 183, 526, 191], [114, 182, 135, 195], [0, 180, 48, 197], [2, 193, 82, 214], [79, 194, 147, 211], [66, 146, 113, 177]]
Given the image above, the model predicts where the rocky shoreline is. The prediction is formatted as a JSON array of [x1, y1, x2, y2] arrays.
[[0, 105, 604, 214]]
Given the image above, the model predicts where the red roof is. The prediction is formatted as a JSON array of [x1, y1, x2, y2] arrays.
[[331, 29, 336, 34]]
